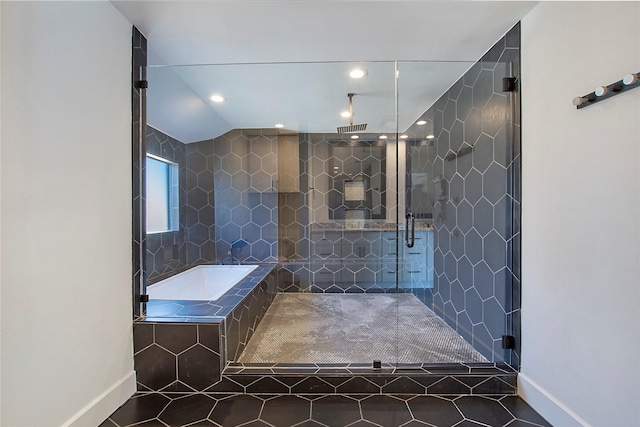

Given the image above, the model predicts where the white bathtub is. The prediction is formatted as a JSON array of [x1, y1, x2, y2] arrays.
[[147, 265, 259, 301]]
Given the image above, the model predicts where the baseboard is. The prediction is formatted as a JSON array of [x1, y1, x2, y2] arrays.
[[518, 373, 590, 427], [61, 370, 137, 427]]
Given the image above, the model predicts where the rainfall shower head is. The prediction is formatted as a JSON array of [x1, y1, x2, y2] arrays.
[[337, 93, 368, 134], [338, 123, 367, 133]]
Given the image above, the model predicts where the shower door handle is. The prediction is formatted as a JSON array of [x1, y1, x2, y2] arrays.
[[405, 212, 415, 248]]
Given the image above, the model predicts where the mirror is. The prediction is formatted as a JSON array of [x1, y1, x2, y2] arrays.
[[406, 144, 433, 219], [327, 142, 386, 221]]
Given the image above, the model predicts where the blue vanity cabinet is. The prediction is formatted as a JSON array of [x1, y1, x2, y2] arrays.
[[310, 230, 342, 287], [308, 228, 433, 290], [402, 230, 434, 288], [401, 230, 428, 287], [341, 230, 380, 286], [380, 231, 400, 286]]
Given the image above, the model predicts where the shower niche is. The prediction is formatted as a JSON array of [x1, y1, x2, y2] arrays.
[[326, 142, 386, 222]]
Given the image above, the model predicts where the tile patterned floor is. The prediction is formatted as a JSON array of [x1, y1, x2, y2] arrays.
[[101, 392, 551, 427]]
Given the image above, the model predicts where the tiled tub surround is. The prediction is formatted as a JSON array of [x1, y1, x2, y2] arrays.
[[134, 264, 277, 392]]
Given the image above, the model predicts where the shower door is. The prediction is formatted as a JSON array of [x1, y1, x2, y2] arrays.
[[299, 62, 403, 365], [395, 60, 520, 366]]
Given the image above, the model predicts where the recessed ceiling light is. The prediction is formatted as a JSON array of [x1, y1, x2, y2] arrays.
[[210, 94, 225, 103], [274, 123, 284, 128], [349, 68, 368, 79], [400, 134, 409, 139], [426, 134, 435, 139], [416, 120, 427, 126], [379, 135, 388, 140], [340, 111, 352, 118], [350, 135, 360, 139]]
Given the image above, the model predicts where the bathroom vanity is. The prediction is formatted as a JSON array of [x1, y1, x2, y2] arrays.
[[310, 223, 433, 289]]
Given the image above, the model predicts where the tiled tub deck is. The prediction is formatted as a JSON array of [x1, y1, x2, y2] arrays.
[[134, 264, 278, 392]]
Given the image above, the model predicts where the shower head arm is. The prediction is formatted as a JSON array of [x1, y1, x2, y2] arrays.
[[348, 93, 354, 126], [336, 93, 367, 134]]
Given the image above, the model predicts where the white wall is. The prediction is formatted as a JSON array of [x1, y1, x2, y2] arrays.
[[520, 2, 640, 426], [1, 2, 135, 426], [0, 2, 3, 423]]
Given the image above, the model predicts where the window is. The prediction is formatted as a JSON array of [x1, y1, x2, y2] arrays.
[[146, 154, 179, 233]]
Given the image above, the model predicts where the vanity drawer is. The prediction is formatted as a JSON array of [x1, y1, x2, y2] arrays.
[[313, 268, 337, 284], [311, 231, 341, 258]]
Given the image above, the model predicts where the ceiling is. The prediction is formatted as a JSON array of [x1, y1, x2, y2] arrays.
[[112, 1, 538, 143]]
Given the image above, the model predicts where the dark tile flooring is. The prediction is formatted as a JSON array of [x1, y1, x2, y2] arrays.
[[101, 392, 551, 427]]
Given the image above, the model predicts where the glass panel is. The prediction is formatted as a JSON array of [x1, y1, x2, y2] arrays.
[[141, 58, 519, 369], [145, 61, 404, 366], [397, 60, 517, 364], [289, 61, 399, 366]]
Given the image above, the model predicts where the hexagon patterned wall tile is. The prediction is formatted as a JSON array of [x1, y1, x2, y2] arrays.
[[146, 127, 188, 282], [426, 26, 521, 366]]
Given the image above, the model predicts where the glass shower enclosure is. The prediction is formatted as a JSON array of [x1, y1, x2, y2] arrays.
[[142, 58, 520, 368]]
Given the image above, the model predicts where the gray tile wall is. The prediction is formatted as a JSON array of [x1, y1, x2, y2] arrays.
[[145, 127, 283, 282], [222, 268, 278, 362], [185, 140, 217, 265], [425, 24, 521, 365], [278, 134, 398, 293], [145, 128, 219, 283], [212, 129, 279, 263], [134, 322, 223, 392], [145, 127, 188, 280]]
